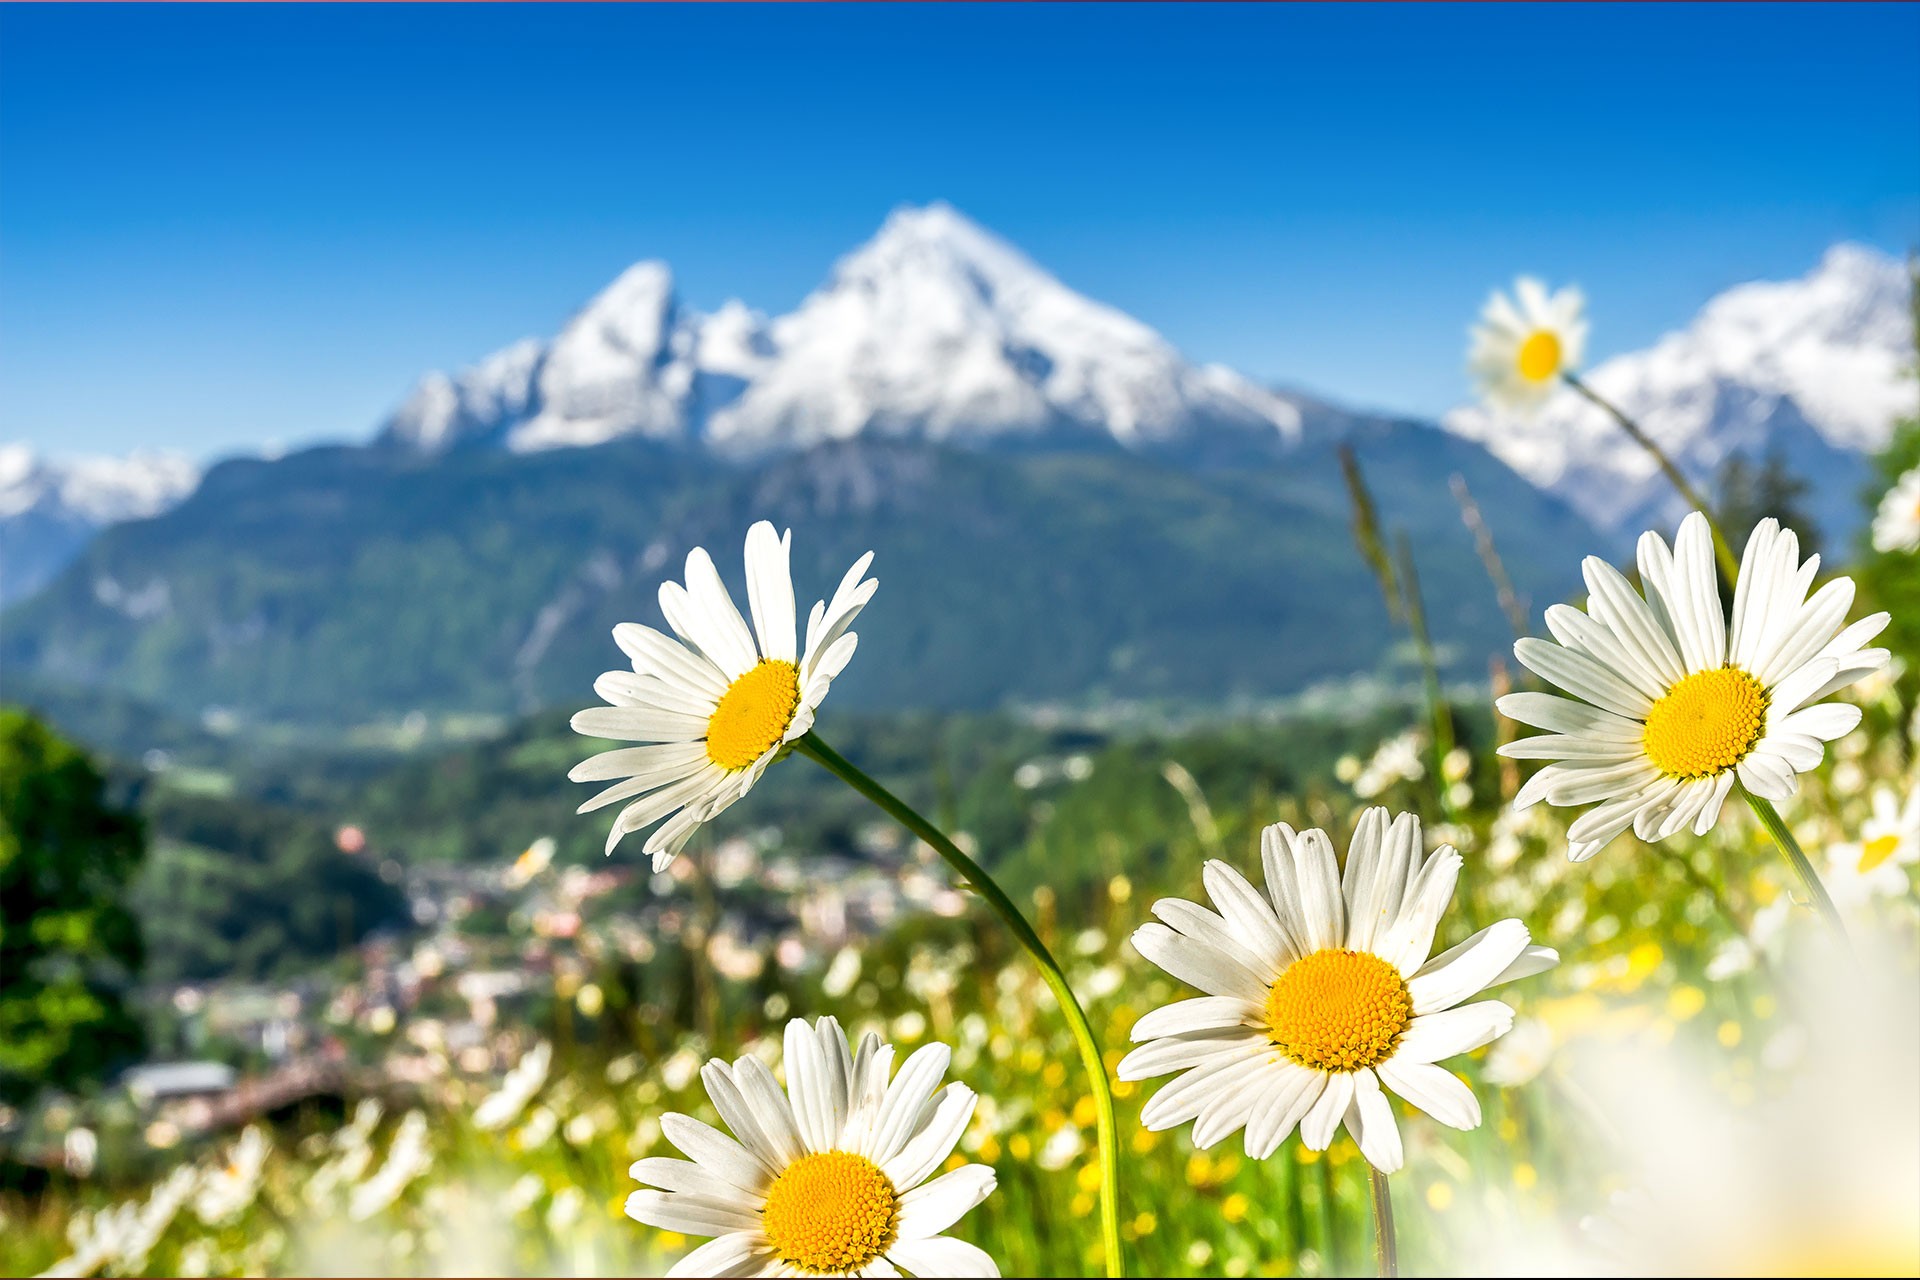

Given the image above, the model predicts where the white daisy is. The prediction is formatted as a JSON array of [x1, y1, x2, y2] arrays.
[[571, 521, 876, 869], [1500, 513, 1890, 861], [1468, 276, 1588, 412], [1119, 808, 1557, 1173], [1824, 784, 1920, 907], [626, 1017, 997, 1278], [1871, 465, 1920, 554]]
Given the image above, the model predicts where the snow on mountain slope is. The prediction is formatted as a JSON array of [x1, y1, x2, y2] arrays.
[[1444, 245, 1914, 537], [378, 203, 1299, 457], [703, 203, 1300, 453], [0, 444, 201, 605]]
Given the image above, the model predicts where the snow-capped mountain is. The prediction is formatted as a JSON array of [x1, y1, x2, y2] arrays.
[[0, 444, 201, 605], [379, 203, 1300, 458], [1444, 244, 1915, 541]]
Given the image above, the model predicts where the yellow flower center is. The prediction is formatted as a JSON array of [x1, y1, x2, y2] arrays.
[[1515, 329, 1563, 383], [1859, 833, 1901, 874], [760, 1151, 898, 1274], [1641, 666, 1770, 781], [705, 658, 801, 771], [1263, 949, 1413, 1073]]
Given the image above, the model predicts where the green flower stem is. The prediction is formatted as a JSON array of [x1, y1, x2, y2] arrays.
[[796, 731, 1126, 1278], [1742, 787, 1850, 947], [1561, 372, 1740, 583], [1369, 1167, 1399, 1279]]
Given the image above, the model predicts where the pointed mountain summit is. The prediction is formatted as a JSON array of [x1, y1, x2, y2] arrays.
[[1444, 244, 1914, 540], [378, 203, 1299, 459]]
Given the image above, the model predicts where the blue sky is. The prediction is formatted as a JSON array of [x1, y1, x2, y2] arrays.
[[2, 2, 1916, 461]]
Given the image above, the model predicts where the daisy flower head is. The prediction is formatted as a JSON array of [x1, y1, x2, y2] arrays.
[[571, 521, 876, 869], [627, 1017, 997, 1278], [1468, 276, 1588, 413], [1119, 808, 1558, 1173], [1871, 465, 1920, 554], [1500, 512, 1891, 860]]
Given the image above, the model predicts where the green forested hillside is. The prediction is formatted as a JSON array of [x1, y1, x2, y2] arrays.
[[0, 422, 1600, 731]]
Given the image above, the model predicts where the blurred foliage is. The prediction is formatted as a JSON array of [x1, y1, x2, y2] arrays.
[[0, 710, 146, 1106], [134, 789, 408, 987]]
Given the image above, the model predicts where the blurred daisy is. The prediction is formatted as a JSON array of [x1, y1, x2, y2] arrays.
[[1500, 513, 1889, 860], [1871, 466, 1920, 554], [571, 521, 876, 868], [1824, 784, 1920, 907], [627, 1016, 997, 1277], [1468, 277, 1588, 412], [473, 1041, 552, 1132], [1120, 808, 1557, 1173], [193, 1125, 269, 1225]]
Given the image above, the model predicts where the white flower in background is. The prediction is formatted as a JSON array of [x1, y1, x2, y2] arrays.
[[1484, 1017, 1555, 1088], [504, 836, 556, 889], [1351, 730, 1426, 799], [62, 1127, 97, 1178], [474, 1041, 553, 1132], [1501, 514, 1889, 860], [627, 1016, 998, 1277], [349, 1110, 433, 1221], [571, 521, 876, 869], [1823, 784, 1920, 907], [194, 1125, 271, 1225], [1871, 466, 1920, 554], [1468, 277, 1588, 413], [1121, 808, 1557, 1172]]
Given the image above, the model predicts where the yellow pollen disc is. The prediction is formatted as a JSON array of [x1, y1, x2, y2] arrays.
[[760, 1151, 898, 1274], [1515, 329, 1563, 383], [705, 659, 801, 771], [1264, 949, 1413, 1073], [1641, 665, 1770, 781], [1859, 833, 1901, 874]]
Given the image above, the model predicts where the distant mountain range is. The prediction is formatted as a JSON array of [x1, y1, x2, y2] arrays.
[[1446, 243, 1914, 542], [0, 208, 1909, 733], [0, 445, 200, 606]]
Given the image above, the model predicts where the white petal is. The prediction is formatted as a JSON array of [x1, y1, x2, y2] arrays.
[[1129, 996, 1260, 1043], [743, 523, 798, 665], [1130, 923, 1270, 1003], [682, 547, 762, 678], [615, 621, 731, 698], [1377, 1060, 1481, 1131], [1292, 829, 1346, 953], [1513, 638, 1653, 719], [1496, 691, 1646, 739], [661, 1114, 775, 1192], [1409, 920, 1530, 1014], [868, 1043, 951, 1165], [1152, 898, 1280, 983], [1774, 702, 1861, 743], [783, 1018, 840, 1154], [885, 1237, 998, 1278], [624, 1189, 762, 1236], [1299, 1071, 1354, 1151], [629, 1157, 766, 1205], [1118, 1029, 1266, 1081], [1346, 1069, 1403, 1174], [571, 740, 711, 783], [894, 1165, 996, 1241], [1377, 847, 1461, 975], [882, 1085, 977, 1192], [1242, 1061, 1325, 1160], [1393, 1002, 1514, 1064], [1203, 860, 1296, 969], [664, 1232, 769, 1279], [572, 704, 710, 744]]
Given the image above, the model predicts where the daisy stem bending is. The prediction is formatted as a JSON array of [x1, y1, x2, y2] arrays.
[[795, 731, 1127, 1278], [1368, 1166, 1399, 1279], [1742, 788, 1850, 946], [1560, 371, 1740, 582]]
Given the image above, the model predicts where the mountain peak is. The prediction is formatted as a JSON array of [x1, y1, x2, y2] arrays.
[[380, 203, 1300, 459]]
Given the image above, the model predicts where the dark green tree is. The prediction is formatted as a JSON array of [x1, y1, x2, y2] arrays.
[[1715, 445, 1823, 559], [0, 709, 146, 1105]]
